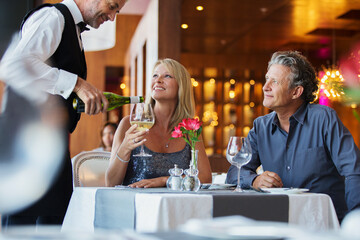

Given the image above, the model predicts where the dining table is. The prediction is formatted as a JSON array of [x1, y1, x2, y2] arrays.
[[61, 186, 340, 233]]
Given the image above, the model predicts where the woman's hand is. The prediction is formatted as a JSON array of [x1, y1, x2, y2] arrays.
[[128, 177, 168, 188], [118, 124, 148, 154], [106, 117, 149, 187]]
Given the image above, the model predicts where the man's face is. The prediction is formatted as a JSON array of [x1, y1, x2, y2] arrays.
[[84, 0, 126, 29], [263, 64, 295, 111]]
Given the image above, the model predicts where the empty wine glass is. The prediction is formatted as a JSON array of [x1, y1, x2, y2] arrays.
[[130, 103, 155, 157], [226, 136, 252, 192]]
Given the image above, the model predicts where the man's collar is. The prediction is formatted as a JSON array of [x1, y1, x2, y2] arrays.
[[271, 102, 308, 134], [62, 0, 84, 24], [270, 112, 279, 134], [291, 102, 308, 125]]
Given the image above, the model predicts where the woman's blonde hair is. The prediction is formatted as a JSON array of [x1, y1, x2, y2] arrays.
[[146, 58, 195, 130]]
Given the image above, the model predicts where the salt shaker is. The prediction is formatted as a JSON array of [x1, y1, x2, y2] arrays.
[[166, 164, 183, 191]]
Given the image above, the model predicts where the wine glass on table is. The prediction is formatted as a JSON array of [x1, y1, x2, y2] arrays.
[[130, 103, 155, 157], [226, 136, 252, 192]]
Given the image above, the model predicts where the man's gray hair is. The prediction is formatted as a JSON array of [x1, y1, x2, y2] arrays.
[[268, 51, 318, 103]]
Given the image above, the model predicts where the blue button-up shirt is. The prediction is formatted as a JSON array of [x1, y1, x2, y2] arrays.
[[226, 103, 360, 221]]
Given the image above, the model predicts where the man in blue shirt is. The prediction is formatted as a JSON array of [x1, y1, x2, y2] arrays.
[[226, 51, 360, 221]]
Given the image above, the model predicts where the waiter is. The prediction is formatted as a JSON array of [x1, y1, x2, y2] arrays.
[[1, 0, 127, 227]]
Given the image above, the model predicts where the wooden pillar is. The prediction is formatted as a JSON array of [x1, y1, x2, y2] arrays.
[[158, 0, 181, 61]]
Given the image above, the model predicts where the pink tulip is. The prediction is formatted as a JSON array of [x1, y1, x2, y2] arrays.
[[170, 118, 203, 153], [182, 118, 201, 131], [171, 126, 183, 138], [179, 119, 187, 128]]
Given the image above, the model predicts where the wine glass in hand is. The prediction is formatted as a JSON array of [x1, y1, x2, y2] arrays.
[[226, 136, 252, 192], [130, 103, 155, 157]]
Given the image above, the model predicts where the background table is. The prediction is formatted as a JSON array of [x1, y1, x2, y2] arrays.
[[61, 187, 339, 233]]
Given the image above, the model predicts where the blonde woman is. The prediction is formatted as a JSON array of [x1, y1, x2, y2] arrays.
[[106, 58, 212, 187]]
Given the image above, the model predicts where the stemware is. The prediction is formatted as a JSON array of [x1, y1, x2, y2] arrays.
[[226, 136, 252, 192], [130, 103, 155, 157]]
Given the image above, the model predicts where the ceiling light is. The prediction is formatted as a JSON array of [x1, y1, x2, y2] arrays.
[[196, 6, 204, 11], [260, 7, 268, 14], [181, 24, 188, 29]]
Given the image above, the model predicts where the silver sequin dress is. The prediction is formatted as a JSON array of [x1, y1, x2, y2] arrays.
[[122, 144, 191, 185]]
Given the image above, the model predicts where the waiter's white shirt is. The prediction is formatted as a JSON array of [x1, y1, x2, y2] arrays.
[[0, 0, 85, 99]]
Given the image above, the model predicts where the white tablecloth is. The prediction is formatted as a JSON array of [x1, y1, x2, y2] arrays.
[[135, 193, 213, 232], [61, 187, 339, 233], [62, 187, 97, 232], [288, 193, 339, 230]]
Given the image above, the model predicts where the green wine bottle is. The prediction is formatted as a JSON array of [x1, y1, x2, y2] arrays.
[[73, 92, 144, 113]]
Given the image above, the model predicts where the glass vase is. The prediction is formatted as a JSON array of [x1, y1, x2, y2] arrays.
[[182, 150, 201, 192]]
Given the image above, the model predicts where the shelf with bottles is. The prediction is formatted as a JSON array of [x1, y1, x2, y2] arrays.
[[189, 67, 268, 161]]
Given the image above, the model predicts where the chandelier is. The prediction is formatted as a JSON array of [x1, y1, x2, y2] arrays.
[[318, 65, 344, 101]]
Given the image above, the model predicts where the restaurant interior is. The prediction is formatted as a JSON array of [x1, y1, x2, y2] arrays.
[[0, 0, 360, 172], [80, 0, 360, 172], [1, 0, 360, 238]]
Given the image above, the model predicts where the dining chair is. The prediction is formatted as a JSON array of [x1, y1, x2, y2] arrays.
[[71, 151, 110, 187]]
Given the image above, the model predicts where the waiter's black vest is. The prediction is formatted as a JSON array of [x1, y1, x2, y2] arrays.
[[22, 3, 86, 132], [11, 3, 82, 217]]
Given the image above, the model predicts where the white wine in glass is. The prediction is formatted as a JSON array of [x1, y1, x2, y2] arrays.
[[130, 103, 155, 157], [130, 121, 155, 131], [226, 136, 252, 192]]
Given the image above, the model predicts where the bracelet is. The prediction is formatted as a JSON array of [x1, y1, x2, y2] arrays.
[[116, 153, 130, 163]]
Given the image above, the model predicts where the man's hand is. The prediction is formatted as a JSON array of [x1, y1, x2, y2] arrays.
[[252, 171, 283, 189], [73, 78, 109, 115]]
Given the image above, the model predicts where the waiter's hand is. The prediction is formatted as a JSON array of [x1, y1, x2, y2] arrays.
[[252, 171, 283, 189], [73, 78, 109, 115]]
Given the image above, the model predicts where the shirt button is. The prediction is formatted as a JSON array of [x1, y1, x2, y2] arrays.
[[60, 90, 64, 94], [286, 166, 291, 171]]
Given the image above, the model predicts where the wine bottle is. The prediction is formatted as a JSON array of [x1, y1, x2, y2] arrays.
[[73, 92, 144, 113]]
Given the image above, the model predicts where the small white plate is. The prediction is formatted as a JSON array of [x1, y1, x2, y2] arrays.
[[201, 183, 236, 190], [260, 188, 309, 194]]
